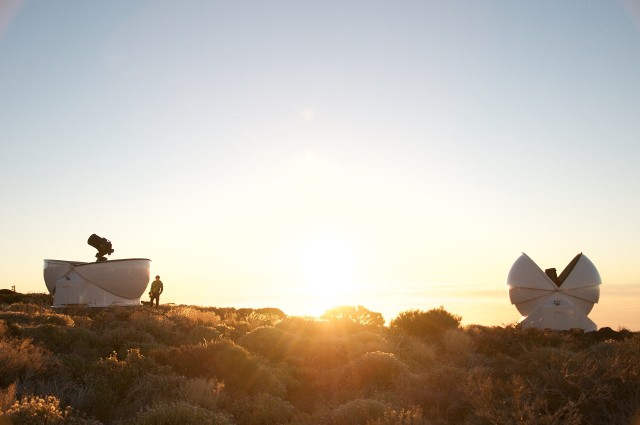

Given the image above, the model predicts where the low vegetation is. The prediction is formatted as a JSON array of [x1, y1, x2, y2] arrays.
[[0, 294, 638, 424]]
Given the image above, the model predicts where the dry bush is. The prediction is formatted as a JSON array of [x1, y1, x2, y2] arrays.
[[277, 316, 367, 338], [393, 337, 437, 371], [2, 297, 638, 425], [327, 398, 389, 425], [19, 324, 99, 358], [5, 303, 51, 315], [122, 373, 190, 415], [183, 325, 222, 344], [276, 316, 321, 335], [304, 335, 350, 369], [466, 369, 582, 425], [389, 308, 461, 342], [240, 325, 390, 368], [517, 346, 576, 399], [129, 310, 179, 344], [346, 331, 391, 358], [167, 306, 222, 328], [212, 307, 284, 322], [322, 306, 385, 327], [200, 307, 284, 339], [466, 324, 576, 358], [402, 366, 468, 420], [126, 401, 233, 425], [83, 349, 173, 422], [0, 382, 17, 414], [367, 406, 430, 425], [61, 309, 93, 328], [335, 352, 410, 398], [301, 331, 389, 370], [0, 308, 75, 331], [227, 393, 294, 425], [239, 310, 285, 330], [130, 308, 221, 345], [441, 328, 475, 358], [179, 378, 225, 411], [465, 337, 640, 425], [122, 374, 224, 417], [0, 336, 53, 387], [239, 326, 305, 362], [157, 340, 286, 397], [560, 336, 640, 424], [100, 322, 158, 355], [2, 394, 102, 425], [0, 293, 53, 306], [0, 311, 35, 329]]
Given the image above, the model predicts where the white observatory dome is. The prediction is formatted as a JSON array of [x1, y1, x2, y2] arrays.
[[44, 258, 151, 307], [507, 253, 601, 331]]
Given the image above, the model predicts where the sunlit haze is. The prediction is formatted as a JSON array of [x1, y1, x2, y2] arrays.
[[1, 1, 640, 329]]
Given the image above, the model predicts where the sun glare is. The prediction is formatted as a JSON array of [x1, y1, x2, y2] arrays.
[[298, 232, 356, 300]]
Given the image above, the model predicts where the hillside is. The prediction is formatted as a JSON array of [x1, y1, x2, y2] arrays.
[[0, 294, 638, 425]]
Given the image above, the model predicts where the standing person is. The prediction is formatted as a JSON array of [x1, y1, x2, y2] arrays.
[[149, 275, 164, 308]]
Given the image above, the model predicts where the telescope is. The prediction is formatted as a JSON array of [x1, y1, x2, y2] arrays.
[[87, 234, 114, 261]]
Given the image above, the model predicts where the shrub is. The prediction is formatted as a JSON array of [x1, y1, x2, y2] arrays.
[[203, 307, 284, 339], [277, 316, 372, 338], [179, 378, 225, 411], [83, 349, 173, 421], [237, 310, 284, 330], [127, 401, 233, 425], [389, 307, 461, 341], [322, 306, 385, 327], [394, 337, 436, 371], [280, 364, 324, 411], [227, 393, 294, 425], [0, 308, 74, 335], [157, 340, 285, 396], [239, 326, 304, 362], [276, 317, 322, 336], [2, 297, 640, 425], [119, 373, 224, 416], [0, 382, 17, 413], [327, 398, 389, 425], [560, 337, 640, 424], [405, 366, 469, 419], [336, 352, 409, 397], [129, 310, 179, 345], [0, 293, 52, 306], [167, 306, 222, 328], [2, 394, 102, 425], [0, 336, 53, 387], [367, 406, 429, 425], [100, 322, 158, 355], [345, 331, 391, 358], [6, 303, 52, 316], [441, 328, 475, 357], [466, 371, 582, 425], [19, 324, 99, 357], [183, 325, 222, 344], [304, 335, 349, 369], [122, 373, 190, 415]]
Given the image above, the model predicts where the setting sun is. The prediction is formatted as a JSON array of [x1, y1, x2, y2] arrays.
[[298, 231, 356, 300]]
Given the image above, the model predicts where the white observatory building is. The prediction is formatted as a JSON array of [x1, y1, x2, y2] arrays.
[[43, 234, 151, 308], [44, 258, 151, 307], [507, 253, 601, 331]]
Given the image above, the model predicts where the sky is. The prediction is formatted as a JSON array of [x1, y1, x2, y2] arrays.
[[1, 0, 640, 329]]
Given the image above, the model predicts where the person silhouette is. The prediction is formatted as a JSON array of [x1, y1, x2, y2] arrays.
[[149, 275, 164, 308]]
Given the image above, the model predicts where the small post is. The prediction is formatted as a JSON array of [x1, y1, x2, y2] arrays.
[[11, 285, 15, 292]]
